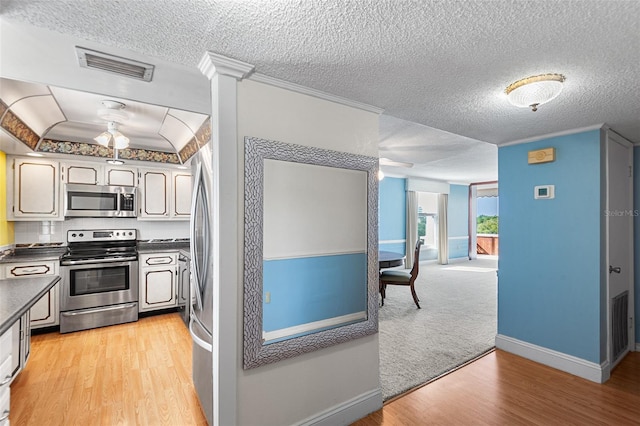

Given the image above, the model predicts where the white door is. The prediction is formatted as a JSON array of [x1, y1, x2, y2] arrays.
[[606, 131, 634, 367]]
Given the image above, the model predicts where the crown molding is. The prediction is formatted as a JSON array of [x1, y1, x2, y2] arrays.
[[498, 124, 605, 147], [198, 52, 255, 80], [249, 72, 384, 115]]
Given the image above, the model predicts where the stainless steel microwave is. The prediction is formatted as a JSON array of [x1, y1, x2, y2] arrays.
[[64, 184, 137, 218]]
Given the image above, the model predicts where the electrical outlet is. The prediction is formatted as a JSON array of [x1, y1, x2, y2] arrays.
[[265, 292, 271, 304]]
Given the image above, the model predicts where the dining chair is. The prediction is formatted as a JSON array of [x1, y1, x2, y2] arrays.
[[379, 240, 422, 308]]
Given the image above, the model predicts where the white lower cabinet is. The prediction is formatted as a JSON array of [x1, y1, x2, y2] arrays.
[[0, 328, 11, 426], [2, 261, 59, 329], [139, 253, 178, 312], [0, 310, 30, 425]]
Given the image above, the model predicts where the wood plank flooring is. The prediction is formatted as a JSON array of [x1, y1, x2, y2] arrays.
[[353, 349, 640, 426], [10, 313, 207, 426]]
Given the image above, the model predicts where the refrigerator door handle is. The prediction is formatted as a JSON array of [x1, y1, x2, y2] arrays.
[[189, 314, 213, 352], [190, 162, 204, 312]]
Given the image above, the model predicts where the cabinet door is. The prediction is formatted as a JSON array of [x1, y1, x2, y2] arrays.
[[9, 320, 20, 380], [64, 163, 101, 185], [140, 267, 177, 311], [105, 166, 137, 186], [12, 158, 60, 219], [28, 284, 59, 328], [3, 262, 60, 328], [172, 171, 192, 219], [139, 169, 169, 219]]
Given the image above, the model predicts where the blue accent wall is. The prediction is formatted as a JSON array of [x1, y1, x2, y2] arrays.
[[635, 146, 640, 344], [379, 177, 406, 253], [448, 184, 469, 259], [263, 253, 367, 332], [498, 130, 602, 363]]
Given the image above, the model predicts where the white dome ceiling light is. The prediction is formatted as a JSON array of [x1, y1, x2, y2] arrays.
[[505, 73, 566, 112]]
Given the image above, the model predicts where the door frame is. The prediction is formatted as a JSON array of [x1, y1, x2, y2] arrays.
[[604, 128, 635, 370]]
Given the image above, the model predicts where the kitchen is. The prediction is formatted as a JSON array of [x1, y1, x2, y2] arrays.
[[0, 61, 215, 423]]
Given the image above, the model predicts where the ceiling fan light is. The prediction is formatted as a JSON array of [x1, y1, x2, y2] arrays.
[[94, 132, 111, 146], [112, 132, 130, 149], [505, 73, 565, 111]]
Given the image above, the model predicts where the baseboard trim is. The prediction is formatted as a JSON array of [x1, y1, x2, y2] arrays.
[[495, 334, 609, 383], [295, 388, 383, 426], [636, 342, 640, 351]]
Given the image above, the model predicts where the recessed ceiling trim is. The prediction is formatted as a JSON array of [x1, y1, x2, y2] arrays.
[[76, 46, 154, 82]]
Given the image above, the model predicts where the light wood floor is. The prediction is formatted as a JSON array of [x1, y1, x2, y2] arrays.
[[10, 313, 207, 426], [354, 349, 640, 425]]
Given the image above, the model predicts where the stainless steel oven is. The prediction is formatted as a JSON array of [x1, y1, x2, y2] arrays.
[[59, 229, 138, 333]]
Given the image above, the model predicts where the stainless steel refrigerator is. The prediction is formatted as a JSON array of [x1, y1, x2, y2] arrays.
[[189, 145, 214, 425]]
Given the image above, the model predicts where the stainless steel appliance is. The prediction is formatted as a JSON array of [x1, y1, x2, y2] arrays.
[[177, 253, 191, 326], [190, 146, 214, 424], [59, 229, 139, 333], [64, 184, 137, 218]]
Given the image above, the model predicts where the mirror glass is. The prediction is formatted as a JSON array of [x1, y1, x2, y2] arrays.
[[243, 137, 378, 369]]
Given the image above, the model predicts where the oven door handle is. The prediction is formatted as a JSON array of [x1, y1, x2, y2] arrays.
[[61, 256, 137, 266], [60, 303, 137, 316]]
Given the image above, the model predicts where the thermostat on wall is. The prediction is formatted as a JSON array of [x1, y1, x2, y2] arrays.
[[534, 185, 555, 199]]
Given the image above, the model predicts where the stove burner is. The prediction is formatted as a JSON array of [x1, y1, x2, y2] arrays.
[[61, 229, 138, 265]]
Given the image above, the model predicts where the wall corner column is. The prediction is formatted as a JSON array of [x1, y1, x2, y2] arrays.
[[198, 51, 254, 426]]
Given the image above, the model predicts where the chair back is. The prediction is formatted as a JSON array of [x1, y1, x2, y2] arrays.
[[410, 240, 421, 279]]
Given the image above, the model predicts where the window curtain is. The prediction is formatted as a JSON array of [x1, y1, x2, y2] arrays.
[[405, 190, 418, 269], [437, 193, 449, 265]]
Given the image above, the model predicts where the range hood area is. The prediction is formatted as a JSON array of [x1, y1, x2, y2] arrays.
[[0, 77, 211, 165]]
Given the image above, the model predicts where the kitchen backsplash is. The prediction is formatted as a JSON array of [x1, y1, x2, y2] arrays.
[[13, 218, 189, 244]]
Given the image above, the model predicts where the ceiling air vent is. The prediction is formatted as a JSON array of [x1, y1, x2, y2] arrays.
[[76, 47, 154, 82]]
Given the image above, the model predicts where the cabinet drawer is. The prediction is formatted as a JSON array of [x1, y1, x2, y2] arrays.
[[4, 261, 56, 277], [141, 253, 177, 266], [0, 357, 11, 391], [0, 387, 8, 426]]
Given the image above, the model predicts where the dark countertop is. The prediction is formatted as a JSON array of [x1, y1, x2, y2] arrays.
[[137, 242, 190, 254], [0, 248, 66, 264], [0, 275, 60, 335]]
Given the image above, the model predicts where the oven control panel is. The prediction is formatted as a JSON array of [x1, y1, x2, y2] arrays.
[[67, 229, 137, 242]]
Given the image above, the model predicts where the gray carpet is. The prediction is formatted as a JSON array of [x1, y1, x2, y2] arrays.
[[378, 257, 497, 400]]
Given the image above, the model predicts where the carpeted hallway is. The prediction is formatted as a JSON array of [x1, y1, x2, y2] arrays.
[[378, 256, 497, 400]]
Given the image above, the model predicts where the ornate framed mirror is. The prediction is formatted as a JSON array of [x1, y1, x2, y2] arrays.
[[243, 136, 378, 369]]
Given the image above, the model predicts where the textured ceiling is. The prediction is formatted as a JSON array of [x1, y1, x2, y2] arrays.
[[1, 0, 639, 182]]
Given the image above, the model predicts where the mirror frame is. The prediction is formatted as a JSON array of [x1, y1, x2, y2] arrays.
[[243, 136, 379, 369]]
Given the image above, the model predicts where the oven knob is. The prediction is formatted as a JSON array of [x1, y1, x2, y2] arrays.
[[79, 233, 84, 237], [71, 233, 76, 238], [128, 231, 133, 236], [116, 232, 120, 236]]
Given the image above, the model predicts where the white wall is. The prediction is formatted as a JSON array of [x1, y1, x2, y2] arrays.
[[236, 79, 380, 426]]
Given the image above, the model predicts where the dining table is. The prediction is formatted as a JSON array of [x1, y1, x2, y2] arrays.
[[378, 250, 405, 269]]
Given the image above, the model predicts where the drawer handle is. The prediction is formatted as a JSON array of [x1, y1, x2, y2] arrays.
[[0, 409, 9, 422], [0, 374, 11, 386]]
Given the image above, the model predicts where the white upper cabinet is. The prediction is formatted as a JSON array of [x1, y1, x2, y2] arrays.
[[139, 169, 170, 219], [62, 162, 137, 187], [172, 171, 192, 219], [8, 157, 61, 220], [63, 163, 101, 185], [105, 166, 137, 186], [138, 168, 192, 220]]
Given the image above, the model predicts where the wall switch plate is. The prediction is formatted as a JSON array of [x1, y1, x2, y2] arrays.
[[534, 185, 555, 199]]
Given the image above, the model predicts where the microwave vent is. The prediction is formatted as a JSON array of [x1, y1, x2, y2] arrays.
[[76, 47, 154, 82]]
